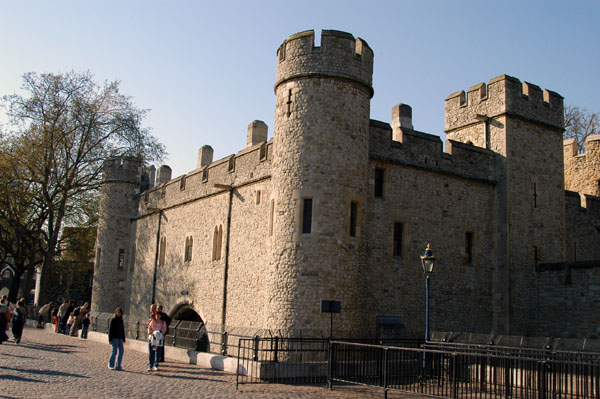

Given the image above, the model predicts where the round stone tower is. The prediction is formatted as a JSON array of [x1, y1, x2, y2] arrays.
[[269, 30, 374, 336], [91, 156, 143, 314]]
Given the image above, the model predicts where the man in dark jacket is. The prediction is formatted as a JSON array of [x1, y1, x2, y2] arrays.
[[156, 305, 171, 362]]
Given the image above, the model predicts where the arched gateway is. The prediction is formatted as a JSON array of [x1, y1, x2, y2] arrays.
[[169, 304, 208, 351]]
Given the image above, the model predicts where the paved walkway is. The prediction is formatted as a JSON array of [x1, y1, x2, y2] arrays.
[[0, 326, 411, 398]]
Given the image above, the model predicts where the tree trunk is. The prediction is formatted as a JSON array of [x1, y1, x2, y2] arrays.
[[8, 268, 23, 303]]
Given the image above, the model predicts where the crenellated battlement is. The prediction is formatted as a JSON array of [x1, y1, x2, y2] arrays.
[[102, 156, 143, 184], [445, 75, 564, 132], [275, 29, 374, 97], [137, 140, 273, 214], [369, 120, 495, 182]]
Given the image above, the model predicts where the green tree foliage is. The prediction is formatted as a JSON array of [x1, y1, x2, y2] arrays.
[[564, 105, 599, 154], [1, 71, 166, 303]]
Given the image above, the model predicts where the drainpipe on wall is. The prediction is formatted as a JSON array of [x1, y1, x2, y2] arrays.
[[147, 207, 162, 304]]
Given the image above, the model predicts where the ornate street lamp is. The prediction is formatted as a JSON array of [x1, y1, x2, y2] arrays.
[[420, 244, 436, 342]]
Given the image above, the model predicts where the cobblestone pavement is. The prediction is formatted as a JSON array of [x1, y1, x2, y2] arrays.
[[0, 327, 417, 399]]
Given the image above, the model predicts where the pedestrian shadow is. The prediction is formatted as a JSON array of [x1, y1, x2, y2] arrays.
[[2, 366, 90, 379], [0, 352, 36, 360], [162, 363, 229, 377], [16, 342, 82, 354], [0, 374, 45, 383]]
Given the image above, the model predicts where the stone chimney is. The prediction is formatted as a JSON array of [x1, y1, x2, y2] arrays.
[[392, 104, 413, 142], [156, 165, 172, 185], [197, 145, 214, 169], [246, 120, 268, 148]]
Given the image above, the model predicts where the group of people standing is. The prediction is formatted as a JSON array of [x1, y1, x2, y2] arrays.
[[0, 295, 27, 344], [53, 300, 91, 337], [106, 303, 171, 372]]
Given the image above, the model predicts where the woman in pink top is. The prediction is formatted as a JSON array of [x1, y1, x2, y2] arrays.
[[147, 312, 166, 371]]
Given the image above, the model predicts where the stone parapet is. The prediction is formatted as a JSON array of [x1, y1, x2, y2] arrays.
[[445, 75, 564, 133], [369, 120, 495, 182], [275, 29, 373, 97]]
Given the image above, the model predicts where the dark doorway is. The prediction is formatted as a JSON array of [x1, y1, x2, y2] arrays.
[[169, 304, 209, 351]]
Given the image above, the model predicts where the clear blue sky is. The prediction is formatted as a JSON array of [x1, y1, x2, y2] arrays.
[[2, 0, 599, 177]]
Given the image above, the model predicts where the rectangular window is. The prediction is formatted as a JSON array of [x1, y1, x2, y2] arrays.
[[180, 177, 186, 190], [269, 199, 275, 236], [256, 190, 261, 205], [465, 232, 474, 265], [302, 198, 312, 234], [161, 186, 166, 198], [349, 201, 358, 237], [374, 168, 384, 198], [95, 247, 102, 268], [184, 236, 193, 262], [159, 237, 166, 266], [393, 223, 403, 257], [117, 249, 125, 269]]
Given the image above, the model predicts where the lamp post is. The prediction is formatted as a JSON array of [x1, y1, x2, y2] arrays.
[[420, 244, 436, 342]]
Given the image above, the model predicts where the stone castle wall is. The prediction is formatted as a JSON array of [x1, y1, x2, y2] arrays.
[[92, 29, 600, 341], [125, 141, 273, 325]]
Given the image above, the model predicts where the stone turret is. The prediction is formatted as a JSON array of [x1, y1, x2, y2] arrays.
[[269, 29, 374, 336], [91, 156, 143, 314]]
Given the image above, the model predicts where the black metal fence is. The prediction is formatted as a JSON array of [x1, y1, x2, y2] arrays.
[[328, 341, 600, 399], [235, 337, 425, 388]]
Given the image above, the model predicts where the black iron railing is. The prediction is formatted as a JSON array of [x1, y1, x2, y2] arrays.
[[235, 337, 425, 387], [328, 341, 600, 399]]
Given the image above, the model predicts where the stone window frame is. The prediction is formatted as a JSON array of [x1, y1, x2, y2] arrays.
[[184, 236, 193, 263], [212, 225, 223, 261], [269, 199, 275, 236], [180, 176, 186, 191], [117, 248, 125, 269], [159, 236, 167, 266], [301, 197, 313, 235], [349, 200, 359, 238], [392, 222, 403, 258], [463, 230, 476, 267], [374, 167, 385, 198], [95, 247, 102, 269]]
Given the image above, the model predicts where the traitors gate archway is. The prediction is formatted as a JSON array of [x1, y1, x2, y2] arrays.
[[169, 304, 209, 351]]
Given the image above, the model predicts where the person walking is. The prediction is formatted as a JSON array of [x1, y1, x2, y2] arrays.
[[11, 298, 27, 344], [108, 307, 126, 370], [147, 311, 166, 371]]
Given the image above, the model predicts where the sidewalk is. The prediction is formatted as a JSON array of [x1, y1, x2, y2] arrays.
[[0, 326, 407, 398]]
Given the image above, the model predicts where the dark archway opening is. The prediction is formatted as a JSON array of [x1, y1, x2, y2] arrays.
[[169, 304, 209, 352]]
